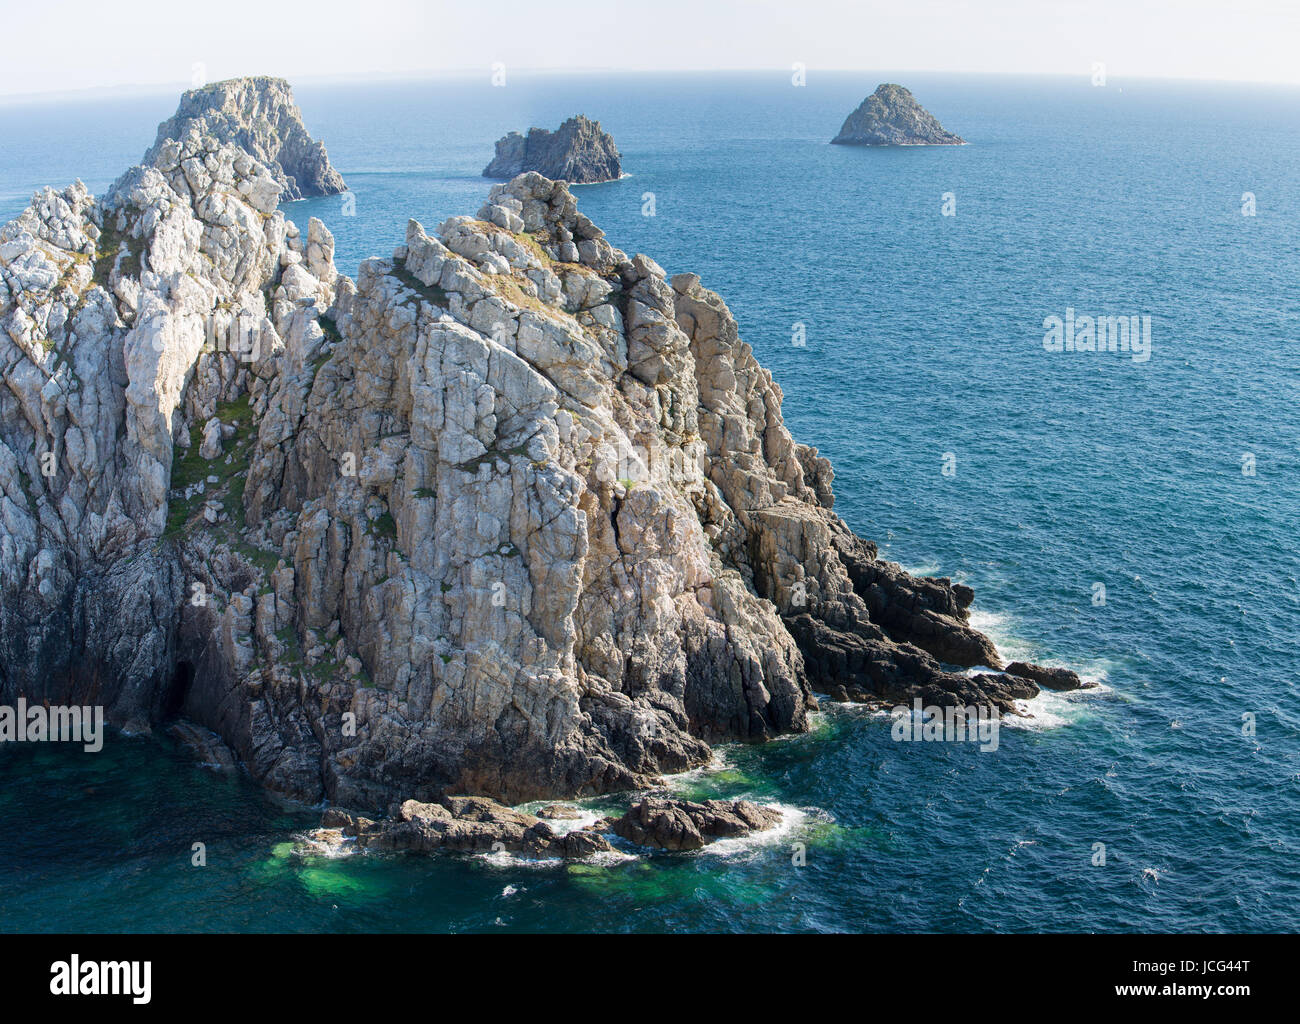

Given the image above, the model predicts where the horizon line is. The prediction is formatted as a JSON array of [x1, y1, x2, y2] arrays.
[[3, 66, 1300, 105]]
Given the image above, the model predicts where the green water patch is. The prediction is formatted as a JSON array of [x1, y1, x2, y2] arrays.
[[297, 864, 383, 901], [248, 840, 394, 903], [664, 760, 762, 802]]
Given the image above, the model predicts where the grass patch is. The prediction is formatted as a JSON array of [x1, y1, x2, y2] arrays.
[[392, 259, 449, 309], [165, 393, 255, 539], [92, 223, 144, 287], [481, 271, 571, 324], [16, 470, 35, 510], [317, 313, 342, 346], [368, 511, 397, 540]]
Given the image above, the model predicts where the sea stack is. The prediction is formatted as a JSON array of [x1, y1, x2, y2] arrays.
[[831, 83, 965, 146], [144, 75, 347, 201], [1, 83, 1079, 816], [483, 115, 621, 183]]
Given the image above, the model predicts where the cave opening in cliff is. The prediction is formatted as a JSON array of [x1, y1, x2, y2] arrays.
[[163, 660, 195, 720]]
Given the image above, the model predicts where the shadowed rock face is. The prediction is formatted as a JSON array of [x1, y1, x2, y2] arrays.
[[144, 76, 346, 201], [1, 89, 1072, 815], [831, 83, 965, 146], [483, 115, 622, 183]]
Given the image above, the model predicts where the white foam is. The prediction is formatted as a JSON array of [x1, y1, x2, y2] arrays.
[[477, 849, 565, 869], [1005, 687, 1082, 731], [581, 848, 640, 867], [662, 746, 733, 790], [968, 608, 1037, 664], [569, 173, 633, 186], [539, 808, 606, 836], [515, 801, 610, 836], [900, 561, 942, 578], [476, 845, 638, 870], [292, 830, 360, 859]]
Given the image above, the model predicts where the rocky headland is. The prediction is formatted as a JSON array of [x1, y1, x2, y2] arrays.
[[0, 82, 1081, 852], [483, 115, 622, 184], [832, 83, 965, 146], [145, 76, 347, 201]]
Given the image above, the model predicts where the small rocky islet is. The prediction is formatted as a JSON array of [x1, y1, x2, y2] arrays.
[[832, 82, 965, 146], [483, 114, 622, 184], [0, 77, 1078, 864], [145, 75, 347, 201]]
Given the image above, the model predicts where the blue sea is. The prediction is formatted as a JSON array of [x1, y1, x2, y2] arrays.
[[1, 72, 1298, 933]]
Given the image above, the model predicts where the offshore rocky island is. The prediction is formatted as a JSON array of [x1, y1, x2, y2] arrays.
[[832, 83, 966, 146], [146, 76, 348, 201], [484, 114, 623, 184], [0, 78, 1079, 857]]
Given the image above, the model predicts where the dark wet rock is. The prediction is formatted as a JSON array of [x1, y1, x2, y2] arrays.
[[787, 613, 1037, 714], [1005, 661, 1092, 691], [317, 795, 783, 859], [484, 115, 621, 183], [321, 807, 374, 835], [610, 798, 783, 852], [833, 531, 1002, 669], [832, 83, 965, 146]]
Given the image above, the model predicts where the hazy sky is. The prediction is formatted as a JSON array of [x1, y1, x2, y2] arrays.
[[4, 0, 1299, 97]]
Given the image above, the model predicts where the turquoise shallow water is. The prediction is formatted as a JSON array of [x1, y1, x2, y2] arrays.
[[1, 72, 1298, 932]]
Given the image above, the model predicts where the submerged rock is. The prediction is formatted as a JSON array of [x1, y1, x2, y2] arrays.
[[144, 75, 347, 201], [831, 83, 965, 146], [168, 720, 238, 770], [483, 115, 622, 183], [536, 803, 584, 820]]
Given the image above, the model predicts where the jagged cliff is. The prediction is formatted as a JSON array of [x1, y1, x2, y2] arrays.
[[832, 83, 965, 146], [145, 76, 347, 201], [484, 115, 622, 184], [0, 89, 1073, 813]]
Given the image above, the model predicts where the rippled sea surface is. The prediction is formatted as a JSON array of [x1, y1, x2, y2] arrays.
[[1, 72, 1298, 932]]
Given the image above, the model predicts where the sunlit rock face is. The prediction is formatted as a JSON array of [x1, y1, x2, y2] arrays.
[[145, 75, 347, 201]]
